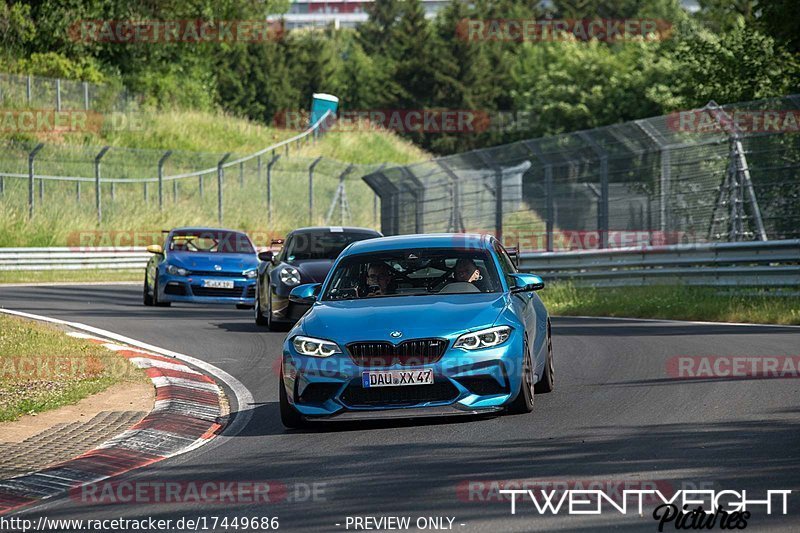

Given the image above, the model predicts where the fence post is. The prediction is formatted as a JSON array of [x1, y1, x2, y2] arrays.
[[544, 165, 553, 251], [373, 164, 386, 228], [55, 78, 61, 112], [476, 152, 504, 241], [635, 119, 671, 239], [239, 162, 244, 188], [76, 181, 80, 202], [267, 154, 280, 225], [217, 153, 231, 224], [26, 75, 32, 104], [158, 150, 172, 212], [173, 178, 178, 203], [308, 157, 323, 225], [143, 181, 148, 202], [27, 143, 44, 218], [94, 146, 110, 223], [578, 132, 609, 248], [199, 174, 204, 198], [83, 82, 90, 110]]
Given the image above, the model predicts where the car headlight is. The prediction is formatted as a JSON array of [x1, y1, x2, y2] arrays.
[[166, 264, 190, 277], [280, 266, 301, 286], [453, 326, 512, 350], [292, 335, 341, 357], [243, 269, 257, 279]]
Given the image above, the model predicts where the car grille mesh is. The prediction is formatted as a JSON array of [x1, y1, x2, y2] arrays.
[[341, 381, 458, 407], [346, 339, 448, 367]]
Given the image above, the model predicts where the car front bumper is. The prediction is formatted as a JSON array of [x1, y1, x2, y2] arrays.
[[281, 329, 526, 419]]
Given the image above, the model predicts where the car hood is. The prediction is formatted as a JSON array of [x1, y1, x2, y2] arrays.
[[301, 293, 508, 343], [291, 259, 335, 283], [168, 252, 257, 272]]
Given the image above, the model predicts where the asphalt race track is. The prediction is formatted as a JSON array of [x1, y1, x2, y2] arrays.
[[1, 284, 798, 532]]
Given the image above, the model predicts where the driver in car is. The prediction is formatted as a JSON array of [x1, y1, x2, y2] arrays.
[[452, 258, 487, 291], [366, 262, 396, 296]]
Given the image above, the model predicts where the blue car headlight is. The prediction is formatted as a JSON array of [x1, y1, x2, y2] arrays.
[[292, 335, 342, 357], [280, 266, 301, 286], [166, 264, 190, 277], [454, 326, 512, 350], [243, 269, 257, 279]]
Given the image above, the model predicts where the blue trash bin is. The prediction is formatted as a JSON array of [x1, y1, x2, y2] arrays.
[[311, 93, 339, 130]]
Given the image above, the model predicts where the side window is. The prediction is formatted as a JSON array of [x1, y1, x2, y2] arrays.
[[493, 242, 516, 286]]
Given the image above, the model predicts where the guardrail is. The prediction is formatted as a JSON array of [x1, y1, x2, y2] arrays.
[[0, 247, 149, 271], [3, 240, 799, 287], [519, 239, 800, 287]]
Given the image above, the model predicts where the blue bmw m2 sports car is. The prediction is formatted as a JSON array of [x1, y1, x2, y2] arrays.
[[279, 233, 554, 428], [143, 227, 259, 308]]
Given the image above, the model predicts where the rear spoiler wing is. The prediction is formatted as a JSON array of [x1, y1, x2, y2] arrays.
[[505, 246, 520, 268]]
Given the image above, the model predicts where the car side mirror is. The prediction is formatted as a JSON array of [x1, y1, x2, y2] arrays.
[[289, 283, 321, 304], [510, 273, 544, 293], [258, 250, 274, 262], [146, 244, 163, 255]]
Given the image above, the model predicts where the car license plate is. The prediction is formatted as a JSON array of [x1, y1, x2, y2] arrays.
[[203, 279, 234, 289], [362, 369, 434, 388]]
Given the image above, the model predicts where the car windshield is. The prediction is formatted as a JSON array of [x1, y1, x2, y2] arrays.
[[169, 230, 254, 254], [283, 231, 378, 261], [322, 249, 501, 301]]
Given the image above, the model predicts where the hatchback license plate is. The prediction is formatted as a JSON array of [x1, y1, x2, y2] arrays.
[[203, 279, 234, 289], [362, 369, 434, 388]]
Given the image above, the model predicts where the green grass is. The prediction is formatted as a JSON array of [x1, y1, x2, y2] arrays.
[[0, 269, 141, 284], [0, 314, 147, 421], [540, 283, 800, 325], [0, 109, 431, 248]]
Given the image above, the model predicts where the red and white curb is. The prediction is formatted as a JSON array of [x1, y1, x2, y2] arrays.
[[0, 314, 236, 515]]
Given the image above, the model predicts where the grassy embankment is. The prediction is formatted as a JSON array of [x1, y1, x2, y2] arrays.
[[540, 284, 800, 325], [0, 313, 147, 421]]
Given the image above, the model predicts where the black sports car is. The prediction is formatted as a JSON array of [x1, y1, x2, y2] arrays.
[[254, 226, 382, 329]]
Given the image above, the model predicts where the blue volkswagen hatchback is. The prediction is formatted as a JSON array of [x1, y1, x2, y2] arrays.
[[143, 227, 259, 308], [279, 233, 554, 428]]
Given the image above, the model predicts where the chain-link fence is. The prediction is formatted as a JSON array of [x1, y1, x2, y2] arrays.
[[0, 73, 137, 112], [0, 111, 386, 247], [365, 95, 800, 251]]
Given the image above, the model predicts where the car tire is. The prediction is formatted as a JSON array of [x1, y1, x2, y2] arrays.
[[254, 284, 269, 326], [266, 286, 288, 332], [153, 271, 171, 307], [279, 370, 306, 429], [143, 274, 154, 306], [508, 335, 534, 414], [535, 320, 555, 394]]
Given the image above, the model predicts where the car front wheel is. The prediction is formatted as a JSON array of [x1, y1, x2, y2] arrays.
[[254, 283, 269, 326], [279, 371, 306, 429], [507, 335, 534, 414]]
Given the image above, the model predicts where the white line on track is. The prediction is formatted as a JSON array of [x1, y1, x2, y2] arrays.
[[0, 307, 255, 443]]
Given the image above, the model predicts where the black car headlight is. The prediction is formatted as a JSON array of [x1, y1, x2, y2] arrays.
[[166, 264, 190, 277], [243, 269, 257, 279], [280, 266, 301, 286], [454, 326, 512, 350], [292, 335, 342, 357]]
